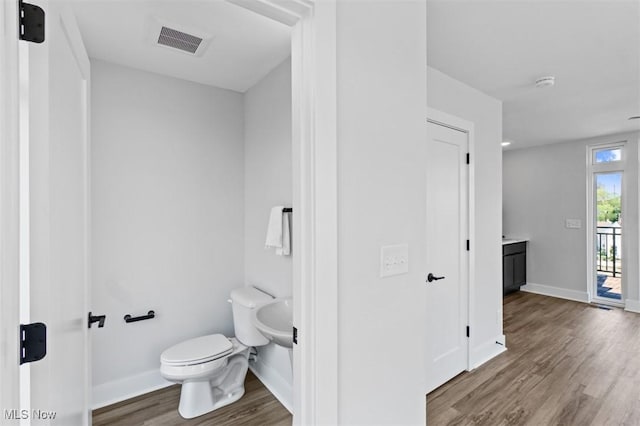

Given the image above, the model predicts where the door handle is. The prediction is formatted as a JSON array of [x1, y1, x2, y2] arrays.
[[88, 312, 106, 328], [427, 273, 445, 283]]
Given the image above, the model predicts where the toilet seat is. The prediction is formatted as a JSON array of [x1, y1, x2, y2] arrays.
[[161, 334, 233, 367]]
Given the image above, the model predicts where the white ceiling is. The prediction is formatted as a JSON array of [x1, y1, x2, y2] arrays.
[[70, 1, 291, 93], [427, 1, 640, 149]]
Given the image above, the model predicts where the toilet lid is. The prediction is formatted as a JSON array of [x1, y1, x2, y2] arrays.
[[161, 334, 233, 366]]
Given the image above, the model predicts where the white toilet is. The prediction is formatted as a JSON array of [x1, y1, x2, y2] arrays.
[[160, 286, 273, 419]]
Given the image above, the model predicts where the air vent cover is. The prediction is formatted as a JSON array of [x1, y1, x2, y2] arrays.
[[157, 26, 203, 54]]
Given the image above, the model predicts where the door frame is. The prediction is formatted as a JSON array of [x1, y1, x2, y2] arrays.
[[426, 107, 475, 373], [586, 141, 628, 308], [0, 0, 22, 413], [231, 2, 339, 423], [1, 0, 339, 424]]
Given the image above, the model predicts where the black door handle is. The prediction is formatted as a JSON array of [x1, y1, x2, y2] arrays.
[[88, 312, 106, 328], [427, 273, 445, 283]]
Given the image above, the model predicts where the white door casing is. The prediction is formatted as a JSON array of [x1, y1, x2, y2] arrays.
[[23, 2, 91, 424], [586, 141, 628, 308], [425, 116, 470, 394], [0, 0, 22, 414], [228, 1, 339, 424]]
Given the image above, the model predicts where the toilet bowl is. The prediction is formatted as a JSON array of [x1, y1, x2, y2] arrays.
[[160, 335, 249, 418], [160, 286, 273, 419]]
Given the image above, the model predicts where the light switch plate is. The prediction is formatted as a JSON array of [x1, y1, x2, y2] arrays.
[[380, 244, 409, 277], [566, 219, 582, 229]]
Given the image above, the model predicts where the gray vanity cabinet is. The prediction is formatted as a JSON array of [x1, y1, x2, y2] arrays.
[[503, 242, 526, 295]]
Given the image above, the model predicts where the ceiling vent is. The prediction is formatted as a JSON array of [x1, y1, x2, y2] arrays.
[[157, 26, 202, 54], [146, 17, 212, 57]]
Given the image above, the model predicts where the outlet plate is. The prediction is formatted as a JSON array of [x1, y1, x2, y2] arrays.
[[380, 244, 409, 277]]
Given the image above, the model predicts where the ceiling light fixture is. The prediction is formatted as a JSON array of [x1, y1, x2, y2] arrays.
[[501, 141, 512, 147], [535, 76, 555, 88]]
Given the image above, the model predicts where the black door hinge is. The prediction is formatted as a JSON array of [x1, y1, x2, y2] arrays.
[[466, 153, 470, 164], [293, 326, 298, 345], [466, 240, 470, 251], [466, 326, 470, 338], [19, 0, 45, 44], [20, 322, 47, 365]]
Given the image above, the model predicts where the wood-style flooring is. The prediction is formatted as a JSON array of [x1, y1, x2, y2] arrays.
[[95, 292, 640, 425], [428, 291, 640, 425], [92, 371, 291, 426]]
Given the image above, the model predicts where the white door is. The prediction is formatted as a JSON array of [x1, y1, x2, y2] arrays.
[[425, 120, 469, 394], [0, 0, 21, 413], [23, 2, 91, 423]]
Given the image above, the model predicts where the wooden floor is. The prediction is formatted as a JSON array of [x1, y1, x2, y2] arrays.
[[428, 291, 640, 425], [92, 371, 291, 426], [95, 293, 640, 426]]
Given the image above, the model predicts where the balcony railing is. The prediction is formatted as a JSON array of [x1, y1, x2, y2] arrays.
[[597, 226, 621, 277]]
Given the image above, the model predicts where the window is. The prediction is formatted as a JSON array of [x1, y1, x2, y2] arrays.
[[593, 147, 622, 164]]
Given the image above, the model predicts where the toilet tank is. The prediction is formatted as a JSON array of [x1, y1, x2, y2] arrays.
[[230, 287, 273, 346]]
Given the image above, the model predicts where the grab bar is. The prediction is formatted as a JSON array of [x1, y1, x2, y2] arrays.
[[124, 310, 155, 323]]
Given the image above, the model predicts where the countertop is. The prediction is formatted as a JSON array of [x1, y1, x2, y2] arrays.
[[502, 238, 529, 246]]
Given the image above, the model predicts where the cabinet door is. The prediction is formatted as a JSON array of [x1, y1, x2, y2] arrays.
[[503, 255, 515, 295], [514, 252, 526, 287]]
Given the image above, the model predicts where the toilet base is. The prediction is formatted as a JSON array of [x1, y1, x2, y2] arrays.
[[178, 380, 246, 419], [176, 350, 250, 419]]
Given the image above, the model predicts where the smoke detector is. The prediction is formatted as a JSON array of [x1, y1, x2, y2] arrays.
[[146, 17, 212, 57], [535, 76, 555, 88]]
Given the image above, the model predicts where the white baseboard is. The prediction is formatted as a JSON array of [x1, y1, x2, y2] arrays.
[[249, 359, 293, 413], [520, 283, 590, 304], [625, 299, 640, 313], [469, 336, 507, 370], [93, 359, 294, 413], [92, 369, 172, 410]]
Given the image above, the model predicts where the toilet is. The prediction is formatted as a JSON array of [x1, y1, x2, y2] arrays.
[[160, 286, 273, 419]]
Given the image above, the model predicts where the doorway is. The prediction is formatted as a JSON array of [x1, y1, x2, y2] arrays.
[[5, 1, 339, 424], [595, 172, 623, 301], [588, 144, 626, 307]]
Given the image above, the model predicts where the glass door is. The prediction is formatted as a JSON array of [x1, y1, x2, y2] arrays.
[[589, 144, 625, 307], [594, 172, 623, 302]]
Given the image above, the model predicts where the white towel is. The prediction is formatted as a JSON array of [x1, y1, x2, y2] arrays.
[[265, 206, 291, 256], [265, 206, 284, 248], [278, 211, 291, 256]]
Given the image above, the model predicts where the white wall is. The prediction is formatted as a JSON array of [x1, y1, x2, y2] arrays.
[[244, 58, 292, 298], [243, 58, 293, 410], [90, 60, 245, 406], [335, 2, 428, 424], [503, 132, 640, 307], [427, 67, 505, 366]]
